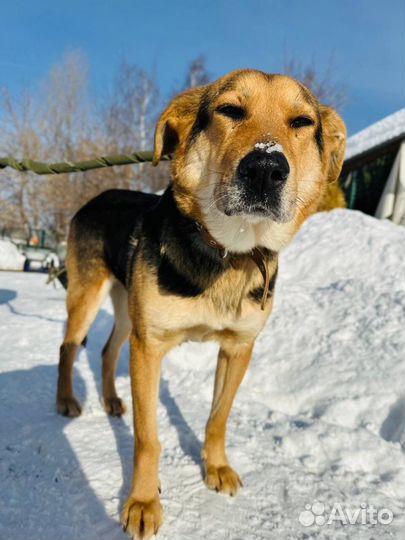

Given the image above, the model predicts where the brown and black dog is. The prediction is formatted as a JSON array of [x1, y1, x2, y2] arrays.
[[56, 69, 346, 538]]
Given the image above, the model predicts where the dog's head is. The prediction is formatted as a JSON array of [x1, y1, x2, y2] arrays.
[[153, 69, 346, 252]]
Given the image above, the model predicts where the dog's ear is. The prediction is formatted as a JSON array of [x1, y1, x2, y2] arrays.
[[153, 85, 208, 166], [320, 105, 347, 183]]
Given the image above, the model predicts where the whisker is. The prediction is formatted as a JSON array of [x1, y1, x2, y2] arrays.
[[206, 196, 227, 211], [207, 168, 226, 175]]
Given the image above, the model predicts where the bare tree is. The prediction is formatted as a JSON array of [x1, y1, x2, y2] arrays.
[[39, 49, 91, 160], [104, 62, 158, 151], [0, 50, 99, 244], [170, 55, 212, 97], [183, 56, 211, 89], [0, 51, 211, 247], [102, 62, 161, 190], [0, 88, 45, 242]]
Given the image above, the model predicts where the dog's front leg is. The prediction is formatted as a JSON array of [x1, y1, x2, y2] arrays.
[[202, 339, 254, 496], [122, 334, 166, 539]]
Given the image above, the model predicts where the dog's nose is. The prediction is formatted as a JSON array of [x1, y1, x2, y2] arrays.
[[237, 150, 290, 194]]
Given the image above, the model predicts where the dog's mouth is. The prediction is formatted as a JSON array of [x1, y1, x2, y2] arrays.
[[217, 185, 291, 222]]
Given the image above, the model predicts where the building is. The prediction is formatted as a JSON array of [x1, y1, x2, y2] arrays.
[[341, 108, 405, 225]]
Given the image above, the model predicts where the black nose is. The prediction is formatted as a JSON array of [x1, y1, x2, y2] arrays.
[[237, 150, 290, 194]]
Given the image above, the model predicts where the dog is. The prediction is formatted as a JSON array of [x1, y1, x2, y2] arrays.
[[56, 69, 346, 538]]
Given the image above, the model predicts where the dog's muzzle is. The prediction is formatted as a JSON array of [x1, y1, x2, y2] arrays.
[[238, 150, 290, 189], [222, 150, 290, 219]]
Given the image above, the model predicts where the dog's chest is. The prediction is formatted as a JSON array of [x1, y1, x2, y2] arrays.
[[145, 265, 269, 341]]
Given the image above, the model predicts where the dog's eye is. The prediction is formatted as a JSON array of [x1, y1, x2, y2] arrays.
[[290, 116, 314, 128], [216, 104, 246, 121]]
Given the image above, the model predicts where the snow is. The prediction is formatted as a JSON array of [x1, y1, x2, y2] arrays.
[[1, 209, 405, 540], [0, 239, 25, 271], [255, 141, 284, 154], [345, 108, 405, 161]]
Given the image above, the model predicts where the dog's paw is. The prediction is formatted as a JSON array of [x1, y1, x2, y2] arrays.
[[104, 397, 126, 417], [204, 464, 243, 496], [122, 495, 163, 539], [57, 397, 82, 417]]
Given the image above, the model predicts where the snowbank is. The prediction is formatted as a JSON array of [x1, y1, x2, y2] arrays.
[[0, 209, 404, 540], [0, 239, 25, 271]]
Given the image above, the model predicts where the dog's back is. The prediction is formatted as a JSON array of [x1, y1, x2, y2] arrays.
[[69, 189, 160, 286]]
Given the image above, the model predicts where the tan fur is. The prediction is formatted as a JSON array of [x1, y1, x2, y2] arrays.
[[102, 280, 131, 415], [57, 246, 112, 417], [317, 182, 347, 212], [58, 69, 346, 538]]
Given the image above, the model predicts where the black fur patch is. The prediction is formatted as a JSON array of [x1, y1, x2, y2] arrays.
[[189, 91, 211, 143], [139, 186, 226, 297], [315, 113, 324, 156], [297, 83, 324, 157], [72, 189, 159, 287], [161, 122, 179, 156], [249, 266, 278, 303], [158, 254, 204, 297]]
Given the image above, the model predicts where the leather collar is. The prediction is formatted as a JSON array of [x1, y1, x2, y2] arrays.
[[195, 222, 272, 310]]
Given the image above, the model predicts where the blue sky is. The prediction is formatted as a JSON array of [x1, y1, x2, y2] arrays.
[[0, 0, 403, 135]]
